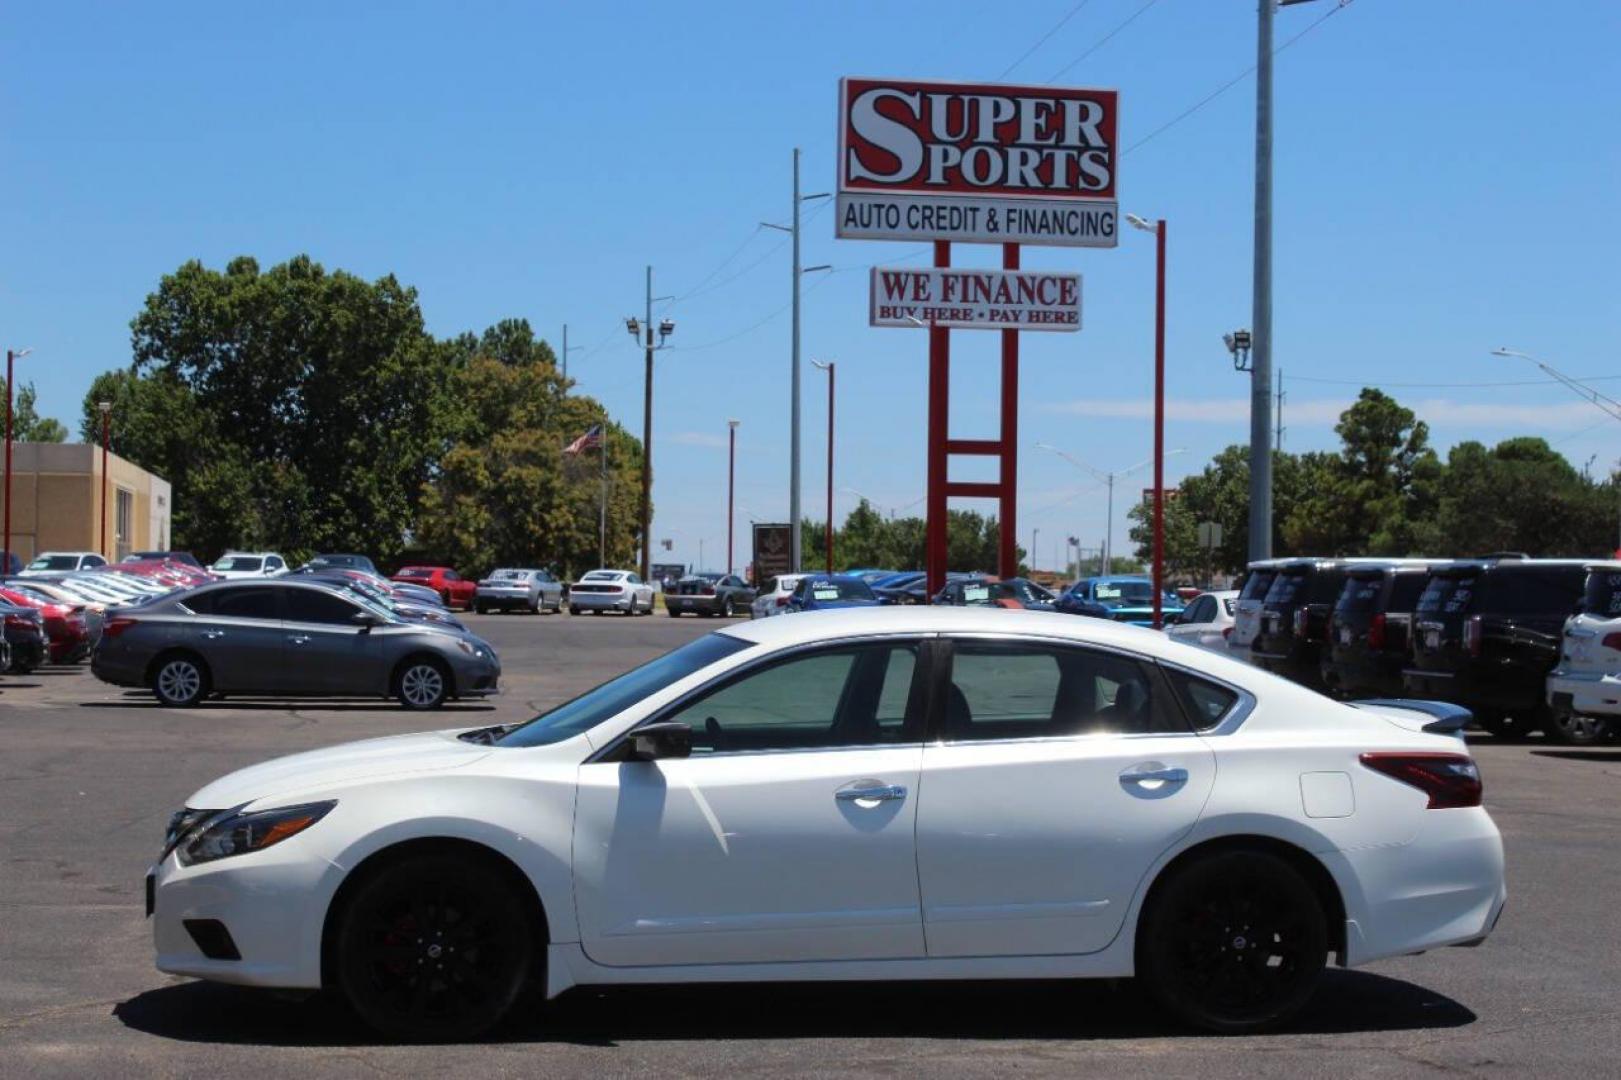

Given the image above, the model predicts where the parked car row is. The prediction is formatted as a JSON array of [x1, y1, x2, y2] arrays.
[[1200, 554, 1613, 744]]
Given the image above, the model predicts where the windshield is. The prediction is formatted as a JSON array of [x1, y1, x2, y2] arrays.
[[1094, 580, 1153, 604], [807, 578, 875, 602], [212, 556, 263, 571], [28, 555, 82, 570], [396, 567, 432, 578], [497, 633, 751, 748]]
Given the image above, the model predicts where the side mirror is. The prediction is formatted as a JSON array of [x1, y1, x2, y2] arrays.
[[626, 720, 693, 761], [352, 611, 383, 630]]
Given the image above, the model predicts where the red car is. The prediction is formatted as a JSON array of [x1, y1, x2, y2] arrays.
[[391, 566, 477, 609], [0, 585, 90, 663]]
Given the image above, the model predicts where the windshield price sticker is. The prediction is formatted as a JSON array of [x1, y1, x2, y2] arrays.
[[964, 585, 990, 602], [813, 588, 841, 601], [838, 77, 1118, 247]]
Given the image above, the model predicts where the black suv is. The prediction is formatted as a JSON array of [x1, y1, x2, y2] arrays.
[[1321, 563, 1439, 698], [1251, 558, 1390, 689], [1403, 558, 1587, 738]]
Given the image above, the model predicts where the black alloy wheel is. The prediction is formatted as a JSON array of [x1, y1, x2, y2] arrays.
[[335, 854, 535, 1042], [1544, 710, 1610, 746], [1137, 850, 1327, 1033]]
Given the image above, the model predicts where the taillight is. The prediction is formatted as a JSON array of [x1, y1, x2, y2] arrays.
[[1292, 607, 1311, 639], [775, 595, 789, 607], [1464, 615, 1483, 657], [1221, 626, 1233, 640], [102, 617, 138, 638], [1602, 632, 1621, 652], [1360, 753, 1482, 809], [702, 585, 715, 595], [3, 614, 30, 630], [1367, 613, 1387, 650]]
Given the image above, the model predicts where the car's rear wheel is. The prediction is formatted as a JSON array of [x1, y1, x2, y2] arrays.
[[394, 658, 450, 710], [569, 605, 580, 616], [334, 853, 534, 1042], [1137, 850, 1327, 1034], [151, 653, 210, 708], [722, 597, 735, 618], [1544, 710, 1609, 745]]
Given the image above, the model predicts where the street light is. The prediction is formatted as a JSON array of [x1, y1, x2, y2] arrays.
[[625, 268, 676, 581], [727, 419, 740, 576], [1125, 212, 1169, 628], [1034, 444, 1187, 574], [4, 347, 34, 566], [97, 400, 112, 559], [811, 359, 835, 573]]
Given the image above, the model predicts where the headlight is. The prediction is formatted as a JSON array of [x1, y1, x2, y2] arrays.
[[455, 639, 490, 659], [176, 801, 336, 866]]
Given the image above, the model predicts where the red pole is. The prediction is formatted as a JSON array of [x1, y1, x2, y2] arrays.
[[926, 241, 951, 596], [1152, 219, 1167, 630], [4, 350, 12, 568], [726, 422, 736, 575], [999, 244, 1020, 578], [824, 362, 834, 573], [101, 409, 111, 559]]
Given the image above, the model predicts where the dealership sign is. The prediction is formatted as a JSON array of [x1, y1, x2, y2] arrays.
[[869, 267, 1081, 331], [837, 77, 1118, 248]]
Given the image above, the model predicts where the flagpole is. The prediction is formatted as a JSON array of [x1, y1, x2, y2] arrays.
[[599, 426, 608, 568]]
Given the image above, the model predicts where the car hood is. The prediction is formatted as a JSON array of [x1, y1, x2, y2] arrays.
[[187, 729, 494, 809]]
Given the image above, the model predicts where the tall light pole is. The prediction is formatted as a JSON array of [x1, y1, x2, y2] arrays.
[[625, 269, 674, 580], [560, 323, 584, 381], [1031, 527, 1040, 574], [811, 359, 835, 572], [1127, 213, 1169, 628], [1034, 445, 1187, 575], [727, 419, 740, 575], [763, 148, 830, 571], [4, 347, 33, 565], [1492, 347, 1621, 549], [97, 400, 112, 559]]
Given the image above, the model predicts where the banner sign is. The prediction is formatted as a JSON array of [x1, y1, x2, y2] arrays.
[[869, 267, 1081, 331], [837, 77, 1118, 248], [752, 523, 793, 582]]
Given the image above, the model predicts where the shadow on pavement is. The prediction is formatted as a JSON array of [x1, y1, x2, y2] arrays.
[[1530, 749, 1621, 762], [82, 700, 496, 714], [115, 969, 1475, 1047]]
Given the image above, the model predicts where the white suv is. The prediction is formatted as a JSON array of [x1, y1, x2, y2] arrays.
[[750, 573, 806, 618], [20, 551, 107, 577], [1546, 561, 1621, 744], [209, 552, 288, 579]]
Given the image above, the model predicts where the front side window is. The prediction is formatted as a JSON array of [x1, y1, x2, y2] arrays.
[[942, 641, 1184, 741], [664, 642, 923, 753]]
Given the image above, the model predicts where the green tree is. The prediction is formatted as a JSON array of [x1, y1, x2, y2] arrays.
[[1434, 437, 1615, 556], [13, 382, 67, 442]]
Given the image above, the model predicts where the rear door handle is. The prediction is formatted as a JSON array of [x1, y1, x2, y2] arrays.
[[1119, 765, 1189, 786], [835, 784, 907, 804], [286, 634, 311, 645]]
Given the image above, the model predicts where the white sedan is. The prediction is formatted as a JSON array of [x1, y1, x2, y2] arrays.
[[1166, 589, 1238, 653], [147, 607, 1504, 1041]]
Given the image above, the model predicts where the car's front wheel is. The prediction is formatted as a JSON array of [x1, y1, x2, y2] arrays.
[[722, 597, 735, 618], [334, 852, 536, 1042], [394, 658, 450, 710], [1136, 849, 1327, 1034], [151, 653, 210, 708]]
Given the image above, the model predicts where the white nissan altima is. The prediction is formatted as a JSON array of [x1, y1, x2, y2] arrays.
[[148, 607, 1505, 1040]]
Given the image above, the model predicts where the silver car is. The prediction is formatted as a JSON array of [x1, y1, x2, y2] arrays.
[[90, 579, 500, 709], [474, 568, 564, 614]]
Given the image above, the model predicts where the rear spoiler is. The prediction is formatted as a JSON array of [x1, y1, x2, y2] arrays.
[[1348, 698, 1473, 735]]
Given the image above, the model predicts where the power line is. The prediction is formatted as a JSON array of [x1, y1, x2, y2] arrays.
[[1048, 0, 1168, 83], [1287, 373, 1621, 389], [999, 0, 1097, 80], [1124, 0, 1352, 158]]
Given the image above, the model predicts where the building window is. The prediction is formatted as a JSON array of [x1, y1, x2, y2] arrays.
[[115, 488, 133, 561]]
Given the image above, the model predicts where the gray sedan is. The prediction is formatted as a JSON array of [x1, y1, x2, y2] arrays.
[[90, 579, 500, 709], [474, 568, 563, 614]]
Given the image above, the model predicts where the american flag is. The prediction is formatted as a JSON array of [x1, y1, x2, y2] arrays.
[[564, 424, 603, 456]]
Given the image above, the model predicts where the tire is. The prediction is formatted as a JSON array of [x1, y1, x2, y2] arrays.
[[394, 658, 451, 710], [569, 605, 580, 616], [1544, 710, 1608, 746], [722, 597, 735, 618], [151, 653, 210, 708], [1137, 850, 1327, 1034], [474, 603, 487, 616], [528, 596, 540, 615], [667, 607, 680, 617], [334, 852, 535, 1042]]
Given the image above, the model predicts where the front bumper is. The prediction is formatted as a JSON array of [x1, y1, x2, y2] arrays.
[[1547, 668, 1621, 717]]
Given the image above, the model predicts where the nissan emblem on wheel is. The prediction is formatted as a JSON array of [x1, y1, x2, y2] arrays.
[[836, 77, 1119, 247]]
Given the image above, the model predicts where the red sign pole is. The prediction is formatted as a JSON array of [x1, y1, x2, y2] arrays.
[[1152, 219, 1167, 630], [926, 240, 951, 597], [999, 243, 1020, 578]]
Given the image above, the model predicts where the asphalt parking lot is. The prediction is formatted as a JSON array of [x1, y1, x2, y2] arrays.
[[2, 611, 1619, 1078]]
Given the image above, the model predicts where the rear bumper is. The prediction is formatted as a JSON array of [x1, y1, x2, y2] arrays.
[[1547, 669, 1621, 717], [570, 591, 631, 611], [475, 589, 535, 609], [667, 595, 722, 614]]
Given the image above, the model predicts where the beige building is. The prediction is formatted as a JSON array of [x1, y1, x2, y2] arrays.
[[4, 442, 172, 561]]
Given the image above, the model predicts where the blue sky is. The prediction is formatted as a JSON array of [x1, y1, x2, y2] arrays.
[[3, 1, 1617, 572]]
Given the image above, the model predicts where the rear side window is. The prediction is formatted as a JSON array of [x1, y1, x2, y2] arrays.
[[943, 641, 1185, 740], [1239, 571, 1275, 602], [285, 588, 361, 624], [211, 588, 280, 620], [1336, 575, 1384, 613], [1161, 666, 1242, 730], [1583, 570, 1621, 617], [1264, 570, 1308, 606]]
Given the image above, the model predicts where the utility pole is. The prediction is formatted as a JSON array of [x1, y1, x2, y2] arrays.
[[599, 424, 609, 568], [1275, 367, 1285, 450], [1249, 0, 1275, 563], [763, 149, 830, 572], [561, 324, 583, 381], [727, 419, 740, 575], [3, 347, 33, 565], [812, 360, 835, 572], [625, 271, 674, 581]]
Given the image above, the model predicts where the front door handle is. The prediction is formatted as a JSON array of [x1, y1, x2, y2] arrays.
[[201, 629, 225, 641], [286, 634, 311, 645], [835, 784, 907, 804], [1119, 764, 1189, 786]]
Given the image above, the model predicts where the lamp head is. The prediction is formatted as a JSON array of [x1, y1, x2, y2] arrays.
[[97, 400, 112, 415], [658, 318, 675, 340], [624, 317, 640, 338], [1125, 213, 1158, 233]]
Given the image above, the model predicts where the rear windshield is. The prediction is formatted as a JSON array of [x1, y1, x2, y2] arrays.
[[396, 567, 432, 578], [1417, 573, 1478, 615], [497, 633, 751, 747], [583, 571, 620, 582], [1583, 570, 1621, 617], [490, 569, 529, 580], [1264, 570, 1308, 606], [1336, 574, 1384, 613], [1239, 571, 1276, 602]]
